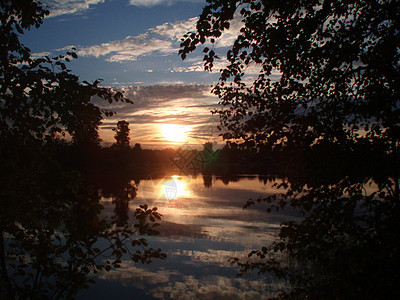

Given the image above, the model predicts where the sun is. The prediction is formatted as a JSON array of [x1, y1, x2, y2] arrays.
[[161, 124, 189, 144]]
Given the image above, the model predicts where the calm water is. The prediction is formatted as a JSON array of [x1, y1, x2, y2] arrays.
[[77, 175, 301, 299]]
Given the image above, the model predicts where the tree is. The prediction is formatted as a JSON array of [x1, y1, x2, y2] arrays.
[[133, 143, 142, 151], [180, 0, 400, 298], [0, 1, 164, 298], [113, 120, 130, 150], [0, 0, 130, 146]]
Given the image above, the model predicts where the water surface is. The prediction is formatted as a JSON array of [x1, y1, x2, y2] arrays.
[[78, 175, 300, 299]]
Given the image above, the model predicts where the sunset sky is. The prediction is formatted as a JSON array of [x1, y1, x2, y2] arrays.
[[21, 0, 245, 148]]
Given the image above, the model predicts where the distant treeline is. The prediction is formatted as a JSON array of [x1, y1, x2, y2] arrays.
[[53, 138, 389, 186], [51, 141, 277, 180]]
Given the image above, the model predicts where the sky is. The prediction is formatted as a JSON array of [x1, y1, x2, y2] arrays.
[[20, 0, 245, 148]]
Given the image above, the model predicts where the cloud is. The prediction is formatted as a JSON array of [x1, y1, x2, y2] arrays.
[[31, 51, 52, 59], [150, 17, 198, 40], [47, 6, 236, 70], [128, 0, 168, 6], [42, 0, 105, 17], [171, 59, 234, 73], [97, 84, 219, 147], [170, 58, 270, 75], [77, 18, 197, 62], [96, 84, 212, 118], [128, 0, 201, 7], [43, 2, 256, 76], [170, 61, 204, 73], [116, 84, 213, 109], [78, 35, 174, 62]]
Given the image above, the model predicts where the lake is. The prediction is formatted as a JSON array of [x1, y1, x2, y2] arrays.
[[77, 174, 301, 299]]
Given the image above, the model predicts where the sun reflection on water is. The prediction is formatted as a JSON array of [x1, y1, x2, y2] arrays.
[[162, 176, 189, 200]]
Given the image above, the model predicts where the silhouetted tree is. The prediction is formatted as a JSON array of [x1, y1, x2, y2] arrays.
[[0, 1, 164, 298], [113, 120, 130, 150], [181, 0, 400, 298], [203, 142, 214, 152], [200, 142, 220, 170], [70, 102, 103, 148], [133, 143, 142, 151]]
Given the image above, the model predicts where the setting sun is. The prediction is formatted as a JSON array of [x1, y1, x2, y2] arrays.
[[161, 124, 189, 144]]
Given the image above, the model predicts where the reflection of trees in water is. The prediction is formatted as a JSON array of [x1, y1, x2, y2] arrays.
[[101, 178, 138, 226], [218, 175, 240, 186], [0, 146, 166, 298], [203, 175, 213, 188], [258, 175, 278, 185], [203, 174, 266, 188], [112, 183, 135, 226], [203, 174, 261, 188]]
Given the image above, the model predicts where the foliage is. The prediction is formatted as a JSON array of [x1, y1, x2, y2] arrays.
[[0, 1, 164, 298], [181, 0, 399, 153], [113, 120, 131, 150], [181, 0, 400, 298], [0, 1, 132, 146]]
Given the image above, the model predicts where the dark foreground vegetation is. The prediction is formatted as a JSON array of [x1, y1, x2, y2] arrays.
[[0, 2, 166, 298], [180, 0, 400, 299]]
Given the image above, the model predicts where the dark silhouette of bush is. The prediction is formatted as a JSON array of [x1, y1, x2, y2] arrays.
[[180, 0, 400, 298]]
